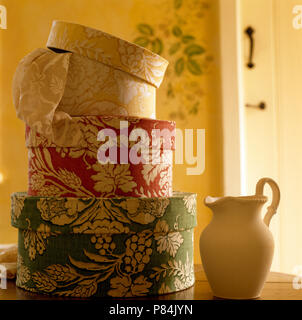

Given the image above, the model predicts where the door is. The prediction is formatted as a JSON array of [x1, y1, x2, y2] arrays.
[[242, 0, 302, 274]]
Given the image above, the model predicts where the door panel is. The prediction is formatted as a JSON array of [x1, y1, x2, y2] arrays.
[[242, 0, 302, 273]]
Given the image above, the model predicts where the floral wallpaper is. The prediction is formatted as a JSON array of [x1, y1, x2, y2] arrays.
[[132, 0, 214, 120]]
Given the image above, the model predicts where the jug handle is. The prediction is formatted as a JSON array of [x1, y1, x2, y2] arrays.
[[255, 178, 280, 227]]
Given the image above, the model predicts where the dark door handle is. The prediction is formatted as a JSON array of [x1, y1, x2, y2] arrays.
[[245, 102, 266, 110], [245, 26, 255, 69]]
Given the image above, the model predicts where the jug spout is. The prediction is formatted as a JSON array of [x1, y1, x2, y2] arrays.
[[204, 196, 222, 207]]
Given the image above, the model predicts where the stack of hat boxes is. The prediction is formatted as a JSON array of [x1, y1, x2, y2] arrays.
[[10, 21, 197, 298]]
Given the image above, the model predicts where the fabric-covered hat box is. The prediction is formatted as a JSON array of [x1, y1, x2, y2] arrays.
[[11, 192, 196, 298], [13, 21, 169, 141], [26, 115, 176, 198]]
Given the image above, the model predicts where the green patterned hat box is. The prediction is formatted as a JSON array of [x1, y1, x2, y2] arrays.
[[11, 192, 197, 298]]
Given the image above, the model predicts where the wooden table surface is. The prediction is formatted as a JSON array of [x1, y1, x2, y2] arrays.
[[1, 265, 302, 300]]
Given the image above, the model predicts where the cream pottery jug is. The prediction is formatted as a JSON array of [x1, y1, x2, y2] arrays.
[[199, 178, 280, 299]]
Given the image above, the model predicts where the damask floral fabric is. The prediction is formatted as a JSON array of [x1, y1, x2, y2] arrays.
[[12, 48, 156, 140], [11, 192, 196, 298], [28, 148, 173, 198], [47, 21, 169, 88], [26, 115, 175, 198], [12, 48, 71, 140], [25, 115, 176, 149], [13, 20, 168, 142]]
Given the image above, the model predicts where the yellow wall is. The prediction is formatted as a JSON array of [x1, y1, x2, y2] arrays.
[[0, 0, 223, 264]]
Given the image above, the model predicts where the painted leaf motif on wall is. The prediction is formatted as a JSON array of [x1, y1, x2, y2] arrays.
[[175, 57, 185, 76], [151, 38, 163, 55], [182, 35, 195, 43], [184, 44, 205, 56], [187, 59, 202, 75], [137, 23, 154, 36], [134, 36, 149, 47], [172, 26, 182, 37]]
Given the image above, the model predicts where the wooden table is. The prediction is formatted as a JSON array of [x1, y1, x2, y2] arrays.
[[1, 265, 302, 300]]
